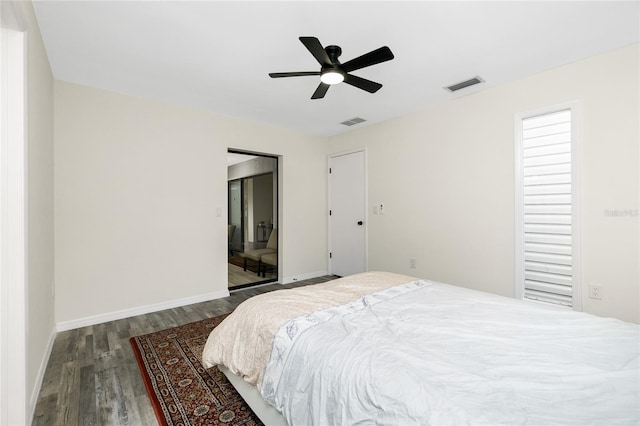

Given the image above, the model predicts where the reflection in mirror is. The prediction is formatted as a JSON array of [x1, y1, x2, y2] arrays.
[[227, 151, 278, 289]]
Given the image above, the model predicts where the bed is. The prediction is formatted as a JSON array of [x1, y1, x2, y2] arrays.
[[202, 271, 640, 425]]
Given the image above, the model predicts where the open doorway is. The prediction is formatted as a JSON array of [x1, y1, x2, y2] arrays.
[[227, 150, 278, 289]]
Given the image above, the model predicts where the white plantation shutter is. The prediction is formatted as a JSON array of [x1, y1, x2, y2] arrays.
[[516, 107, 581, 308]]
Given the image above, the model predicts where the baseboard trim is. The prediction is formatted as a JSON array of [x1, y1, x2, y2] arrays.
[[282, 270, 328, 285], [55, 289, 231, 332], [29, 325, 56, 423]]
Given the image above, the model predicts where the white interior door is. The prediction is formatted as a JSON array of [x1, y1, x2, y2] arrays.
[[329, 150, 366, 276]]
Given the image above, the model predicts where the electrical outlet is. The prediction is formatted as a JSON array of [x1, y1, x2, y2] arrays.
[[409, 258, 416, 269], [589, 284, 603, 300]]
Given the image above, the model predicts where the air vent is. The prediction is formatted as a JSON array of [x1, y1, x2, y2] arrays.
[[445, 76, 484, 92], [341, 117, 366, 126]]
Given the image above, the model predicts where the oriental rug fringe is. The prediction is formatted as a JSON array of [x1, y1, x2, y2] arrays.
[[130, 314, 263, 426]]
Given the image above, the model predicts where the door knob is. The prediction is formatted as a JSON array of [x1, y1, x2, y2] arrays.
[[357, 221, 363, 225]]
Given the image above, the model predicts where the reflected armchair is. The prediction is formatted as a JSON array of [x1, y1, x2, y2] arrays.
[[238, 231, 277, 275], [260, 252, 277, 278]]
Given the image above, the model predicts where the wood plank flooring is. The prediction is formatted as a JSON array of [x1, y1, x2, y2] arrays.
[[32, 275, 338, 426], [228, 262, 277, 288]]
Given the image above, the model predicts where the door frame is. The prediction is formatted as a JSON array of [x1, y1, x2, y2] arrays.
[[227, 149, 281, 284], [328, 147, 368, 276], [0, 2, 28, 424]]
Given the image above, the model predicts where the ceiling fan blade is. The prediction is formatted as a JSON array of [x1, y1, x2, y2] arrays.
[[341, 46, 394, 73], [311, 82, 330, 99], [343, 74, 383, 93], [269, 71, 321, 78], [299, 36, 332, 66]]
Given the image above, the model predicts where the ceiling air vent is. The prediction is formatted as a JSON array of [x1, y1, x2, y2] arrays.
[[341, 117, 366, 126], [445, 76, 484, 93]]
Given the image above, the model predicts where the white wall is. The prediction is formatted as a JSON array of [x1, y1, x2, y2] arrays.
[[21, 0, 55, 416], [328, 44, 639, 323], [54, 81, 328, 325], [48, 28, 640, 329]]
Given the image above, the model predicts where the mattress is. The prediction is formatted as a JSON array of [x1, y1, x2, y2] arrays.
[[203, 272, 640, 425], [202, 271, 417, 385]]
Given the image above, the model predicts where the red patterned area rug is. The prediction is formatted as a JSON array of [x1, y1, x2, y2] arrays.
[[130, 314, 263, 426]]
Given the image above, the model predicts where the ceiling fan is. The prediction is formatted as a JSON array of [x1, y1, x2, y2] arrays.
[[269, 36, 394, 99]]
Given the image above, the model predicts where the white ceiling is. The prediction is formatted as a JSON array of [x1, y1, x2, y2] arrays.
[[33, 1, 639, 137]]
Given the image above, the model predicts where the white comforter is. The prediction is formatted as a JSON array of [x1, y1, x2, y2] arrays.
[[259, 280, 640, 426], [202, 271, 417, 385]]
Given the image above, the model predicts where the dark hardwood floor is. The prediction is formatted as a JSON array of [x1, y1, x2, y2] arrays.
[[32, 275, 338, 426]]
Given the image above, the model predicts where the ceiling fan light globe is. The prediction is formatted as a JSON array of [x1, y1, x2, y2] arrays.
[[320, 70, 344, 85]]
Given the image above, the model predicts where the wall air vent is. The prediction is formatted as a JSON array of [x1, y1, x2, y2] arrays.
[[341, 117, 366, 126], [445, 76, 484, 92]]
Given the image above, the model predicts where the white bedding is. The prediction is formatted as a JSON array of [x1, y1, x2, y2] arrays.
[[259, 279, 640, 425], [202, 271, 416, 385]]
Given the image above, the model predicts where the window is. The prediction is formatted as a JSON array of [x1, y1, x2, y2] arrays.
[[515, 104, 581, 309]]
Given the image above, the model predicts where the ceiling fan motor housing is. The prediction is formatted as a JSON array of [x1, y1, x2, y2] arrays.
[[325, 45, 342, 64]]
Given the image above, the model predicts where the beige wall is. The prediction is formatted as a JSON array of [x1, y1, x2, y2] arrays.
[[21, 0, 55, 413], [54, 81, 328, 325], [45, 39, 640, 331], [329, 44, 639, 323]]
